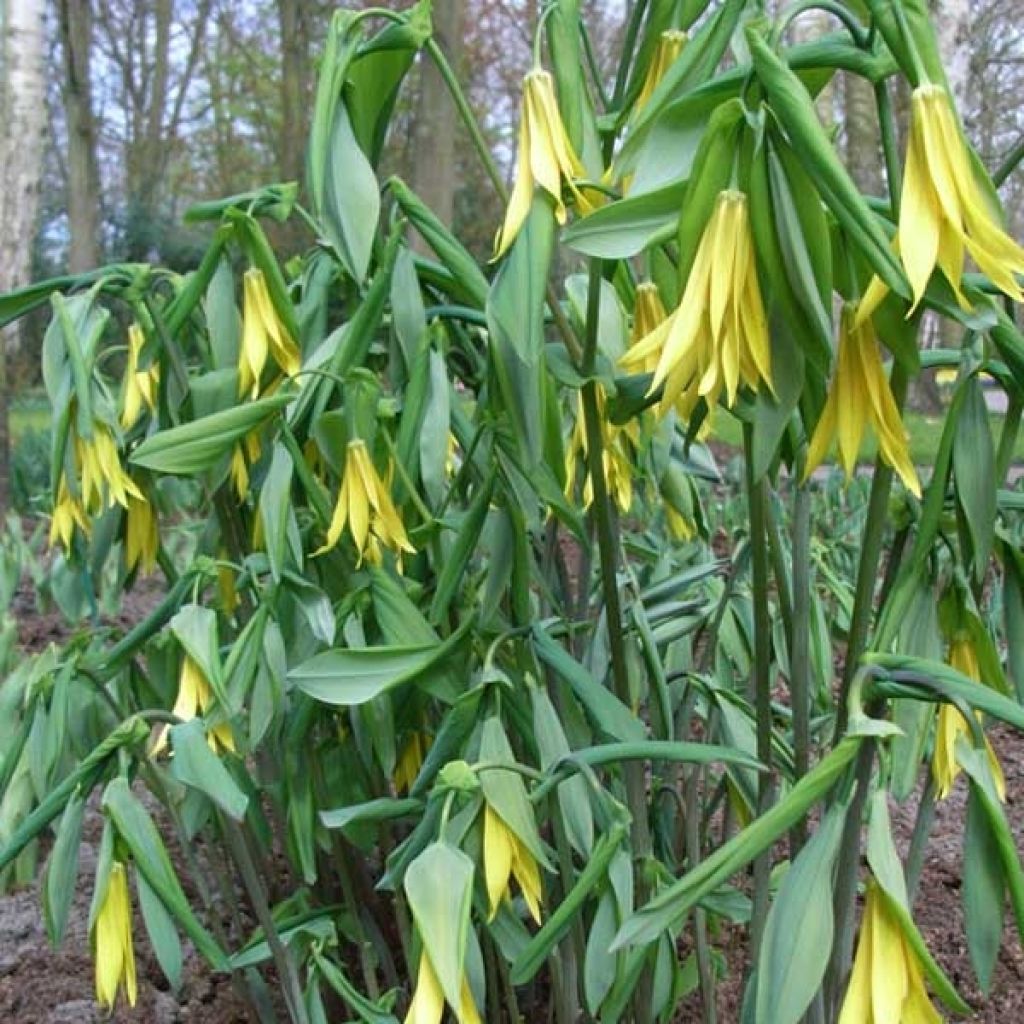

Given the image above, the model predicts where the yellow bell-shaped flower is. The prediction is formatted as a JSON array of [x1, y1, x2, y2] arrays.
[[124, 495, 158, 574], [898, 84, 1024, 309], [49, 479, 91, 551], [92, 861, 137, 1010], [394, 731, 431, 795], [629, 281, 668, 374], [121, 323, 160, 429], [635, 30, 687, 114], [805, 305, 921, 497], [839, 880, 940, 1024], [153, 655, 235, 756], [494, 69, 593, 259], [404, 950, 481, 1024], [74, 424, 143, 514], [620, 190, 772, 418], [238, 268, 301, 398], [563, 387, 635, 514], [483, 803, 543, 924], [318, 439, 415, 567], [932, 636, 1006, 801]]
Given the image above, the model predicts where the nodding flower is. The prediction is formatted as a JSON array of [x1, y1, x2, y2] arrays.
[[932, 636, 1006, 801], [238, 268, 300, 398], [493, 69, 593, 259], [621, 190, 772, 420], [318, 439, 415, 567], [804, 304, 920, 498], [92, 860, 137, 1010]]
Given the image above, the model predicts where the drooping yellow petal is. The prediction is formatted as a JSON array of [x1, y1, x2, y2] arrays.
[[634, 30, 687, 114], [405, 952, 445, 1024], [493, 69, 589, 259], [124, 495, 158, 574], [895, 85, 1024, 308], [510, 835, 543, 924], [869, 884, 909, 1023], [93, 861, 137, 1010], [484, 804, 514, 920], [838, 883, 875, 1024]]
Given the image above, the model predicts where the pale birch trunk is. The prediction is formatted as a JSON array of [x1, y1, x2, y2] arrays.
[[0, 0, 47, 510]]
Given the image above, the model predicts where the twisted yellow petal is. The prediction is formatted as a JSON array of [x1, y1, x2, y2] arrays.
[[840, 882, 941, 1024], [483, 803, 542, 924], [635, 30, 687, 114], [318, 440, 415, 565], [805, 307, 920, 496], [932, 637, 1006, 801], [93, 861, 137, 1010], [124, 494, 158, 574], [494, 69, 589, 259], [239, 268, 300, 398], [623, 191, 770, 419], [897, 85, 1024, 310]]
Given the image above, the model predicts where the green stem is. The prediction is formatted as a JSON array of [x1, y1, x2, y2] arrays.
[[825, 740, 875, 1017], [221, 816, 310, 1024], [744, 426, 774, 961], [579, 257, 653, 1021], [685, 765, 717, 1024], [610, 0, 650, 109], [875, 80, 903, 219], [994, 135, 1024, 188], [789, 468, 812, 854], [834, 363, 907, 738]]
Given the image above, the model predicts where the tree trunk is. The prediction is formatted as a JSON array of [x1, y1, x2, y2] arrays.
[[58, 0, 102, 272], [0, 0, 47, 511], [277, 0, 309, 254], [844, 73, 883, 195], [410, 0, 465, 252]]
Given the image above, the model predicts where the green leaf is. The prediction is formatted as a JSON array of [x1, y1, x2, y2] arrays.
[[136, 868, 183, 991], [322, 102, 380, 283], [42, 787, 86, 946], [169, 720, 248, 821], [958, 744, 1024, 957], [747, 30, 907, 298], [478, 716, 550, 869], [313, 949, 399, 1024], [259, 444, 296, 584], [131, 393, 293, 474], [102, 777, 227, 968], [429, 470, 494, 623], [388, 178, 489, 309], [755, 799, 848, 1024], [584, 890, 619, 1015], [320, 796, 421, 831], [0, 716, 150, 876], [866, 788, 970, 1014], [404, 842, 475, 1011], [487, 199, 554, 464], [963, 781, 1005, 993], [531, 687, 593, 857], [953, 375, 996, 584], [289, 614, 473, 706], [563, 180, 686, 259], [531, 625, 645, 743], [169, 604, 227, 706]]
